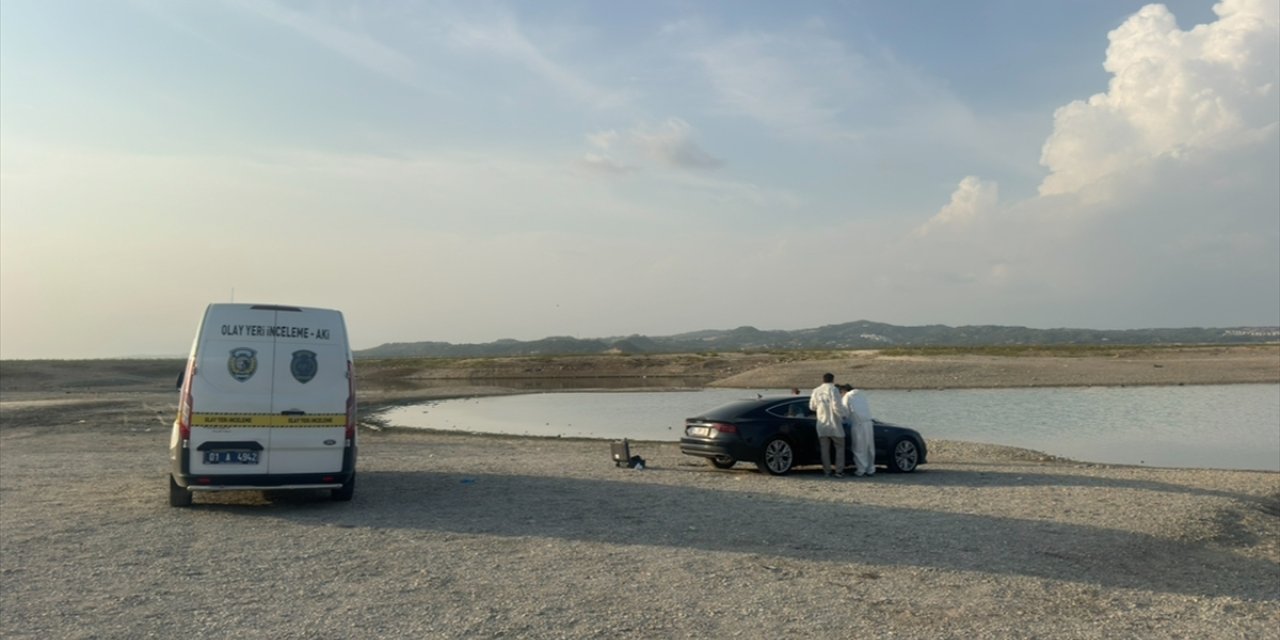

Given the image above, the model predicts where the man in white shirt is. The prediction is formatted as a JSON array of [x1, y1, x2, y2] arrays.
[[809, 373, 847, 477], [841, 383, 876, 476]]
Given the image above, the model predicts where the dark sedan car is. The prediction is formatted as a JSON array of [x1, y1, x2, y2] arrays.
[[679, 395, 927, 475]]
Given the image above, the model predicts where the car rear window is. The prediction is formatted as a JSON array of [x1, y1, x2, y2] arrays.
[[767, 400, 814, 418], [695, 399, 767, 420]]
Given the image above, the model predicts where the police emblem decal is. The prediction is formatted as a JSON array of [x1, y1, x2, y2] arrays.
[[291, 350, 318, 384], [227, 348, 258, 382]]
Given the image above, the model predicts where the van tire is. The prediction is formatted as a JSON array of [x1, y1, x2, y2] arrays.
[[169, 475, 193, 507], [332, 474, 355, 501]]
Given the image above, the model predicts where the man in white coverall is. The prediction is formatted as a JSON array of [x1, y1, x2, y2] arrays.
[[841, 383, 876, 476], [809, 373, 847, 477]]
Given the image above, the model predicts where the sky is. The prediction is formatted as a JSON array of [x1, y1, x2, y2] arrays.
[[1, 0, 1277, 359]]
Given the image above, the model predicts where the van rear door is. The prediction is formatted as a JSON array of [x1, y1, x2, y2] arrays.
[[267, 309, 348, 474], [187, 304, 277, 477]]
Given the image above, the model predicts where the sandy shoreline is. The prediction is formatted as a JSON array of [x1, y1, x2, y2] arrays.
[[1, 350, 1278, 638]]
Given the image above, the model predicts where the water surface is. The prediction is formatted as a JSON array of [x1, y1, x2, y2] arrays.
[[380, 384, 1280, 471]]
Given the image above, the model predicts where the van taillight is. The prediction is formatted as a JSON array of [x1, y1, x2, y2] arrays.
[[344, 397, 355, 441], [177, 364, 194, 440], [344, 360, 356, 442], [178, 397, 192, 440]]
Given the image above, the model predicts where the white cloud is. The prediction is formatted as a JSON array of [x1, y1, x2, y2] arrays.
[[1039, 0, 1279, 197], [580, 119, 721, 173], [897, 0, 1278, 329], [578, 130, 630, 173], [630, 118, 722, 169], [914, 176, 999, 237], [578, 152, 630, 174], [574, 120, 798, 213], [586, 130, 620, 150]]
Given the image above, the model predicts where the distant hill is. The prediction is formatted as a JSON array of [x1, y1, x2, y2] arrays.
[[354, 321, 1280, 358]]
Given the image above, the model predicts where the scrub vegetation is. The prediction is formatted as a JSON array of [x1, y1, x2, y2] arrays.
[[3, 345, 1276, 397], [878, 343, 1280, 358], [354, 321, 1280, 358]]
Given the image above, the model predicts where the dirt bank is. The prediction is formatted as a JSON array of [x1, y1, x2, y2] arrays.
[[4, 345, 1274, 406]]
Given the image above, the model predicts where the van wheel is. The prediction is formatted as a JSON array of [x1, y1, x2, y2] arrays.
[[169, 475, 192, 507], [332, 474, 355, 501]]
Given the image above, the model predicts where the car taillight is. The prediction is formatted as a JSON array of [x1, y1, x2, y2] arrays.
[[344, 360, 356, 443], [712, 422, 737, 434]]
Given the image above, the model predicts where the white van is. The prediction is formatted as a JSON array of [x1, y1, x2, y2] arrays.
[[169, 303, 357, 506]]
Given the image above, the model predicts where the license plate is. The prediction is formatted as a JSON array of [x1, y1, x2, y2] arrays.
[[204, 450, 259, 464], [687, 426, 711, 437]]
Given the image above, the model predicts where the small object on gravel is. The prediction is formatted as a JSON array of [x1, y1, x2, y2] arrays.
[[611, 439, 632, 466]]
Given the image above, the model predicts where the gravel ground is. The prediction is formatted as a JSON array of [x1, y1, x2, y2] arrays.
[[2, 387, 1278, 639]]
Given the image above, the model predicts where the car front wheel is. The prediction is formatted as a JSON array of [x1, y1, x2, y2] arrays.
[[888, 438, 920, 473], [757, 438, 795, 475], [709, 456, 736, 469]]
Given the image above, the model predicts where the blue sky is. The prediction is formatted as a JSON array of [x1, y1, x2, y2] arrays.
[[1, 0, 1276, 358]]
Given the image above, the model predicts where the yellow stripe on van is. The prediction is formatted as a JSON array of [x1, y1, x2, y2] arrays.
[[192, 414, 275, 426], [192, 414, 346, 427], [278, 415, 346, 426]]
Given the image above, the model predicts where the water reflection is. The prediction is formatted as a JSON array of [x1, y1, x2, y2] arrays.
[[468, 376, 714, 390], [370, 376, 714, 391]]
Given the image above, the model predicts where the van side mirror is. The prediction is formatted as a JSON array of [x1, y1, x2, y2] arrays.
[[175, 370, 184, 389]]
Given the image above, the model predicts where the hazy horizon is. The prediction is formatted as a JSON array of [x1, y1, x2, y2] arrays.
[[3, 1, 1277, 359], [3, 318, 1277, 361]]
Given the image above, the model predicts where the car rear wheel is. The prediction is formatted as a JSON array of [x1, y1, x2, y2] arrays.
[[332, 474, 356, 501], [757, 438, 795, 475], [169, 475, 192, 507], [709, 456, 736, 469], [888, 438, 920, 473]]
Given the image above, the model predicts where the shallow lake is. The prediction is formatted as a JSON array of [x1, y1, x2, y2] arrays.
[[380, 384, 1280, 471]]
